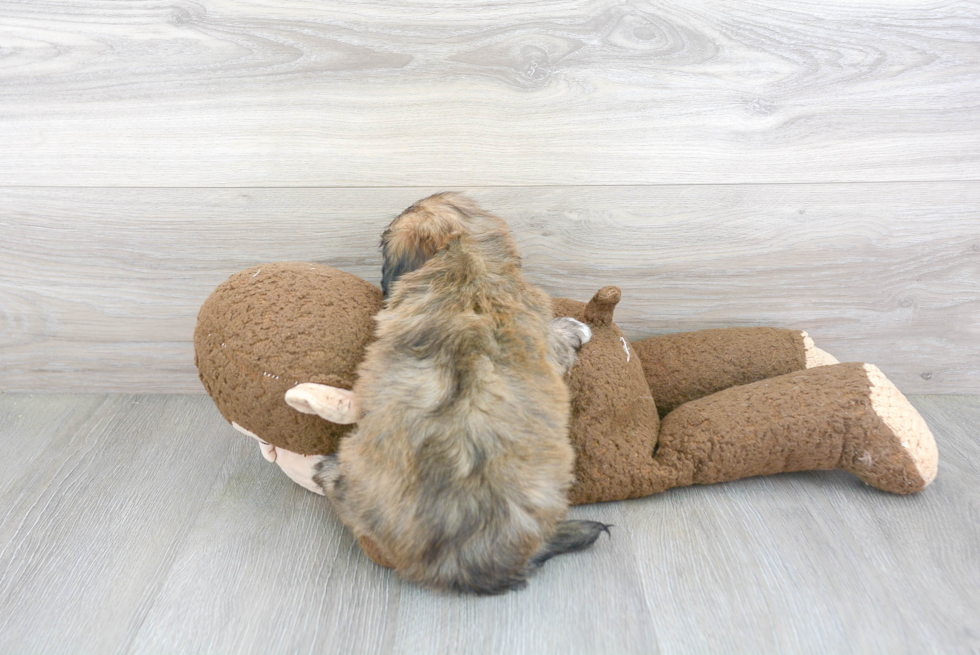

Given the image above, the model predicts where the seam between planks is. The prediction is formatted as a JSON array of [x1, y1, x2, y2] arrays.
[[1, 180, 979, 190]]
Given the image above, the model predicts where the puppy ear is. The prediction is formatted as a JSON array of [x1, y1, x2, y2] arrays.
[[380, 203, 465, 298], [381, 231, 433, 299]]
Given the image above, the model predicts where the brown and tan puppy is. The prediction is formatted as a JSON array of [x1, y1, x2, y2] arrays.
[[314, 193, 608, 594]]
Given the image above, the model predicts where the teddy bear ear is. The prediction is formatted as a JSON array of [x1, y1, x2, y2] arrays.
[[583, 286, 621, 327], [285, 383, 360, 424]]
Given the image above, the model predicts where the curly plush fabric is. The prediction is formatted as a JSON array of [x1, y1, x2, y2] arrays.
[[653, 362, 937, 494], [632, 327, 807, 418], [195, 262, 382, 455], [552, 291, 661, 505], [195, 264, 938, 506]]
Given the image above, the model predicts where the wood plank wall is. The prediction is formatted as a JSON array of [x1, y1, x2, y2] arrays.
[[1, 1, 978, 393]]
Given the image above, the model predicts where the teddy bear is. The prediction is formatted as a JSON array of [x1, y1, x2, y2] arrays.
[[195, 261, 938, 517]]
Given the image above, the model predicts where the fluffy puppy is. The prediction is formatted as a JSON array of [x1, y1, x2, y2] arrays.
[[315, 193, 608, 594]]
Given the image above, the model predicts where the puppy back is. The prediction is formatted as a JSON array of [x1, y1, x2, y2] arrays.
[[349, 194, 575, 593]]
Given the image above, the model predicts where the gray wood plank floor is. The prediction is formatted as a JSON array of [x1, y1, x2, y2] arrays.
[[1, 393, 977, 654]]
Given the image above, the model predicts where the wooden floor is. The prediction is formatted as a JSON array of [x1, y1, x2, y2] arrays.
[[1, 393, 977, 654]]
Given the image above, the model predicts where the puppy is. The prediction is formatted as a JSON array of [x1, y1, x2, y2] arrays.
[[314, 193, 608, 594]]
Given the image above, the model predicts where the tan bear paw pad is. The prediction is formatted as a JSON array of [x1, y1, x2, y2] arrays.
[[864, 363, 939, 489], [802, 331, 840, 368]]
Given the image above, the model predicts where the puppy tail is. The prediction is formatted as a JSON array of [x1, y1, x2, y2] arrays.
[[445, 521, 609, 595], [527, 520, 611, 570]]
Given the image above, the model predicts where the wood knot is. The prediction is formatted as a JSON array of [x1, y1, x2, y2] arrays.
[[584, 286, 621, 326]]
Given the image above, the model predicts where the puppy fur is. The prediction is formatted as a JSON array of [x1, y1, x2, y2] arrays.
[[315, 193, 607, 594]]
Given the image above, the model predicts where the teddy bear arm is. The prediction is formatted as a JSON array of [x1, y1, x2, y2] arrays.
[[632, 327, 839, 418]]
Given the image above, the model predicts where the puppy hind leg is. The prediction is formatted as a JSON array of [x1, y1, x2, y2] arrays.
[[527, 520, 611, 569]]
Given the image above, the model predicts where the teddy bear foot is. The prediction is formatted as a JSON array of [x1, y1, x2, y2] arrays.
[[837, 364, 938, 494], [801, 331, 840, 368]]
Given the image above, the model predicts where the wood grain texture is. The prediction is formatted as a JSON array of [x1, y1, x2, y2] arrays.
[[2, 184, 977, 394], [0, 394, 233, 654], [0, 393, 977, 654], [0, 0, 977, 186]]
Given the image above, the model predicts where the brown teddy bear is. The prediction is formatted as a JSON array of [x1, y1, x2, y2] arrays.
[[196, 262, 938, 525]]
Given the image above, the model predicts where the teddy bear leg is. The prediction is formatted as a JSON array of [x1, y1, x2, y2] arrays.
[[802, 331, 839, 368], [839, 364, 938, 493], [653, 362, 937, 494], [632, 327, 837, 417]]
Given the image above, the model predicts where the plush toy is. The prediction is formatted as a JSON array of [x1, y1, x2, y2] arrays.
[[196, 260, 937, 507]]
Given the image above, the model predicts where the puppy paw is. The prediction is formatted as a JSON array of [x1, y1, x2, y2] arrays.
[[553, 317, 592, 350], [313, 454, 341, 494]]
